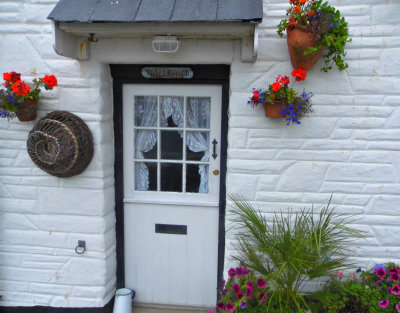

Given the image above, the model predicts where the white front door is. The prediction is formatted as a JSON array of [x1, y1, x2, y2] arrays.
[[123, 84, 222, 307]]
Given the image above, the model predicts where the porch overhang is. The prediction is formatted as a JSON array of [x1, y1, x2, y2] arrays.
[[48, 0, 262, 62]]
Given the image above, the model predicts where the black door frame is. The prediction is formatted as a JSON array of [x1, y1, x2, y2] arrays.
[[110, 64, 230, 296]]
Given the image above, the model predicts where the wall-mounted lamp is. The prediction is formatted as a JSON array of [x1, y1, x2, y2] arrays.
[[152, 36, 180, 53]]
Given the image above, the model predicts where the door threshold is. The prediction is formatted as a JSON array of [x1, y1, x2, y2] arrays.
[[133, 302, 210, 313]]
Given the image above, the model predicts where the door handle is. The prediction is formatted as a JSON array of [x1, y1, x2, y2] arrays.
[[212, 139, 218, 160]]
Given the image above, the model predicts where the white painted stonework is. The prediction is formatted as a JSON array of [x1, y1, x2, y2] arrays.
[[0, 0, 399, 308]]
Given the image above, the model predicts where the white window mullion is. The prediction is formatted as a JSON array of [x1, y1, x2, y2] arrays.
[[182, 96, 187, 193], [157, 95, 161, 191]]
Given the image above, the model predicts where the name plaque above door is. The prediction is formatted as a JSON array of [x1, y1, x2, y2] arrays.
[[141, 67, 193, 79]]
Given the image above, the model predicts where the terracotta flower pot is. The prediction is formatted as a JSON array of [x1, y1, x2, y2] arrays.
[[263, 100, 287, 118], [286, 25, 324, 71], [16, 98, 38, 122]]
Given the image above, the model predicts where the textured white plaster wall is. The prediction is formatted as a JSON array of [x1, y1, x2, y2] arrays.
[[225, 0, 400, 273], [0, 0, 116, 307], [0, 0, 399, 308]]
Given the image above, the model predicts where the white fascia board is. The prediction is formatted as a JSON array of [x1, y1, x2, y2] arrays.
[[53, 22, 258, 62]]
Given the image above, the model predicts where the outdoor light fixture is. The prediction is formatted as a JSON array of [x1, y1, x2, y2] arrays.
[[152, 36, 180, 53]]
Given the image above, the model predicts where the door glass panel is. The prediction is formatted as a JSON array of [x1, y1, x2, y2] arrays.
[[186, 164, 208, 194], [135, 162, 157, 191], [186, 131, 209, 161], [160, 96, 184, 128], [135, 130, 157, 159], [161, 163, 182, 192], [161, 130, 183, 160], [187, 97, 210, 129], [135, 96, 158, 127]]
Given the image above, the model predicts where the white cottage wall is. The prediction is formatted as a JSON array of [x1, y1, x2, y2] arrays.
[[0, 0, 399, 309], [226, 0, 400, 272], [0, 0, 116, 307]]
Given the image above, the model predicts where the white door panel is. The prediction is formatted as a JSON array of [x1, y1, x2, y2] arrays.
[[123, 84, 222, 307]]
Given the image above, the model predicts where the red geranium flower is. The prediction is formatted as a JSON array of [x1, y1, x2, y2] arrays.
[[11, 80, 31, 96], [3, 71, 21, 86], [293, 6, 301, 13], [272, 81, 282, 92], [308, 10, 315, 17], [280, 76, 290, 85], [42, 74, 58, 90], [291, 68, 307, 81]]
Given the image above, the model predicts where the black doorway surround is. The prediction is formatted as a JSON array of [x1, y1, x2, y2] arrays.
[[110, 64, 230, 297]]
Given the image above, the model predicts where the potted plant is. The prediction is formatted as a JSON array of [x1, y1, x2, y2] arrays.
[[248, 68, 313, 125], [0, 71, 58, 122], [277, 0, 351, 72]]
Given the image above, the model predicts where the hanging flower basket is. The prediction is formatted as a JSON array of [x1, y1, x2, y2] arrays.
[[0, 71, 58, 122], [248, 69, 313, 125], [286, 25, 324, 71], [263, 100, 287, 118], [16, 98, 38, 122], [277, 0, 351, 72]]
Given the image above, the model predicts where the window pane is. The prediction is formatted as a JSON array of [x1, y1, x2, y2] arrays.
[[135, 130, 157, 159], [160, 96, 184, 128], [161, 130, 183, 160], [135, 96, 158, 127], [186, 131, 209, 161], [161, 163, 182, 192], [186, 164, 208, 194], [187, 97, 210, 129], [135, 162, 157, 191]]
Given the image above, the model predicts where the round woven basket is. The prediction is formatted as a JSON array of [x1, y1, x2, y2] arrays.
[[27, 111, 94, 178]]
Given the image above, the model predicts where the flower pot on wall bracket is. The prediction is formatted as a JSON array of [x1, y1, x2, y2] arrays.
[[263, 100, 287, 118], [16, 98, 38, 122], [286, 26, 324, 71]]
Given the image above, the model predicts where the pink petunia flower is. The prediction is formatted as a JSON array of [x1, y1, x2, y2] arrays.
[[390, 284, 400, 296], [257, 278, 267, 289], [232, 283, 241, 294], [378, 299, 389, 308], [245, 287, 253, 299], [216, 302, 224, 310], [391, 272, 400, 281], [228, 268, 237, 278], [258, 291, 268, 303], [390, 267, 400, 275], [236, 267, 245, 277], [376, 268, 386, 278], [395, 302, 400, 313], [225, 303, 234, 312], [236, 291, 245, 300], [246, 281, 253, 290]]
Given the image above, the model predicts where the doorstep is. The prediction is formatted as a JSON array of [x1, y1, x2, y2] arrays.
[[133, 302, 209, 313]]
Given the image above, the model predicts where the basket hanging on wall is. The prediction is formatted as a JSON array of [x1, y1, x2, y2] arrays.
[[27, 111, 94, 178]]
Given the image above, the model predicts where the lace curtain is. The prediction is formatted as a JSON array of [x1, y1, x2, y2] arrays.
[[135, 97, 158, 191], [135, 96, 210, 193]]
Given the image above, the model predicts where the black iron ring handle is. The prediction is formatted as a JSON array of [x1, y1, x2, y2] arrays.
[[75, 245, 86, 254]]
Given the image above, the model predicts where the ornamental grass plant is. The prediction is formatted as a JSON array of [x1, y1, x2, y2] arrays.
[[229, 195, 363, 312]]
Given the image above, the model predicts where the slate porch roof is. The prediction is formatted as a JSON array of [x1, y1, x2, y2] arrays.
[[48, 0, 263, 23]]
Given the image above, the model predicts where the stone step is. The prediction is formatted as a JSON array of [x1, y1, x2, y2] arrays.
[[133, 303, 209, 313]]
